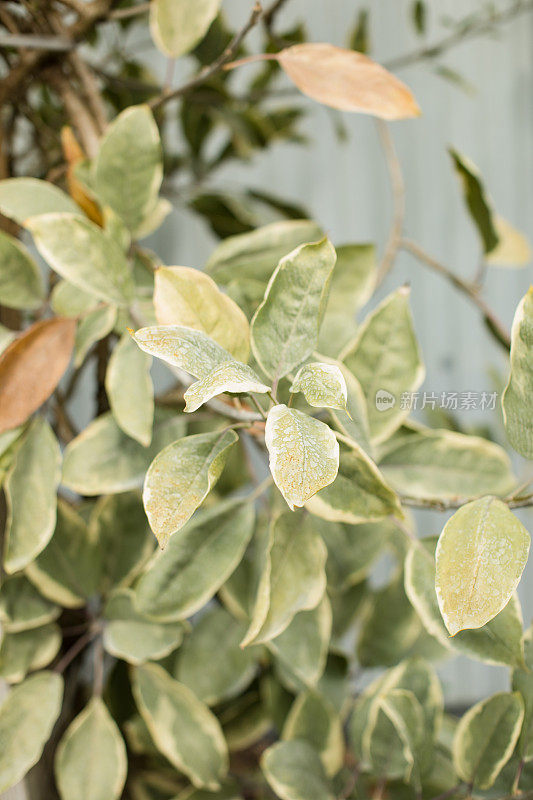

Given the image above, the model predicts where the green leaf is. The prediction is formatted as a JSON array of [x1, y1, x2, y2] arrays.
[[94, 105, 162, 233], [132, 325, 234, 379], [405, 537, 526, 668], [51, 279, 99, 318], [512, 625, 533, 758], [282, 691, 344, 776], [4, 417, 61, 573], [103, 589, 184, 665], [175, 606, 257, 706], [379, 428, 515, 499], [184, 362, 270, 413], [27, 213, 134, 305], [154, 266, 250, 362], [132, 663, 229, 790], [0, 671, 63, 793], [329, 361, 372, 454], [435, 496, 530, 635], [143, 429, 238, 547], [55, 697, 127, 800], [135, 500, 255, 621], [0, 324, 15, 356], [88, 491, 153, 593], [369, 688, 425, 783], [0, 231, 45, 309], [74, 305, 117, 367], [268, 597, 332, 688], [0, 178, 79, 224], [106, 332, 154, 446], [207, 219, 324, 288], [242, 512, 327, 646], [453, 692, 524, 789], [290, 362, 347, 412], [502, 288, 533, 458], [341, 287, 425, 442], [318, 243, 376, 357], [265, 405, 339, 510], [62, 409, 185, 495], [251, 238, 336, 380], [150, 0, 222, 58], [319, 518, 395, 592], [261, 740, 335, 800], [25, 500, 100, 608], [0, 574, 59, 632], [0, 624, 61, 683], [306, 441, 401, 524], [449, 148, 499, 254]]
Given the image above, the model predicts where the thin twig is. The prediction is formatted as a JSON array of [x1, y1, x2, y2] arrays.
[[108, 2, 151, 20], [400, 492, 533, 511], [375, 120, 405, 286], [400, 238, 511, 351], [54, 627, 99, 674], [149, 2, 264, 111], [0, 32, 72, 50], [93, 635, 104, 696]]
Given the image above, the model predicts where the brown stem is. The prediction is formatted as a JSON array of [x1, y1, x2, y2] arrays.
[[95, 335, 110, 416], [54, 627, 99, 674], [400, 492, 533, 511], [400, 238, 511, 351]]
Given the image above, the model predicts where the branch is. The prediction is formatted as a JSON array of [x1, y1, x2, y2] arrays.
[[108, 2, 151, 20], [400, 238, 511, 351], [400, 492, 533, 512], [384, 0, 533, 72], [0, 32, 72, 50], [375, 120, 405, 286], [149, 1, 264, 111]]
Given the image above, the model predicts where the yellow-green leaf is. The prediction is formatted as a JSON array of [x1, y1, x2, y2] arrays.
[[265, 405, 339, 510], [184, 361, 269, 413], [0, 178, 79, 225], [435, 496, 530, 635], [502, 288, 533, 459], [132, 325, 234, 379], [282, 691, 344, 776], [55, 697, 127, 800], [0, 574, 59, 633], [143, 429, 238, 547], [154, 266, 250, 361], [290, 362, 347, 412], [261, 740, 335, 800], [150, 0, 222, 59], [0, 231, 45, 310], [486, 216, 532, 267], [0, 623, 61, 684], [106, 332, 154, 446]]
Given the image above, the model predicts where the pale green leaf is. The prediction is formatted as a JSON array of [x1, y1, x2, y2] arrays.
[[106, 332, 154, 446], [103, 589, 184, 665], [268, 597, 332, 689], [0, 671, 63, 793], [282, 691, 344, 776], [341, 287, 425, 442], [135, 500, 254, 621], [453, 692, 524, 789], [0, 623, 61, 683], [222, 690, 272, 753], [55, 697, 127, 800], [289, 362, 347, 412], [486, 216, 532, 267], [512, 625, 533, 758], [25, 500, 100, 608], [62, 409, 185, 495], [154, 266, 250, 362], [94, 105, 162, 233], [0, 324, 15, 355], [242, 511, 327, 646], [88, 491, 153, 593], [134, 197, 173, 239], [74, 305, 117, 367], [319, 518, 395, 592], [435, 496, 530, 635], [0, 178, 79, 224], [306, 441, 401, 524], [50, 279, 98, 318], [27, 213, 134, 305], [175, 606, 257, 706], [261, 740, 335, 800], [207, 220, 324, 288], [4, 417, 61, 573], [0, 231, 45, 309], [405, 537, 526, 668], [132, 325, 234, 379], [371, 688, 425, 783], [0, 574, 59, 632], [143, 429, 238, 547], [184, 362, 269, 414], [251, 238, 336, 381], [265, 405, 339, 510], [150, 0, 222, 58], [379, 428, 515, 500], [318, 243, 376, 357], [502, 288, 533, 459], [449, 149, 498, 254], [328, 360, 372, 454], [132, 663, 229, 790]]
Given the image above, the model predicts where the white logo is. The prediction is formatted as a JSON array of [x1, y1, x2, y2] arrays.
[[375, 389, 396, 411]]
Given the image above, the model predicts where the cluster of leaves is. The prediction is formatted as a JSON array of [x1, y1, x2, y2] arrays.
[[0, 3, 532, 800]]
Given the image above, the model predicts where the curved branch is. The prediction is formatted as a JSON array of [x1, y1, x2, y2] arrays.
[[375, 121, 405, 286]]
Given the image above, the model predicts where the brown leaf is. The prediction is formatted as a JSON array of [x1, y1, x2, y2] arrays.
[[277, 43, 420, 120], [0, 317, 76, 434], [61, 127, 103, 226]]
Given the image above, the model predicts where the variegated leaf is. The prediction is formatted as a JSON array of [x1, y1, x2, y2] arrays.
[[184, 362, 270, 413], [131, 325, 233, 379], [290, 363, 347, 412]]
